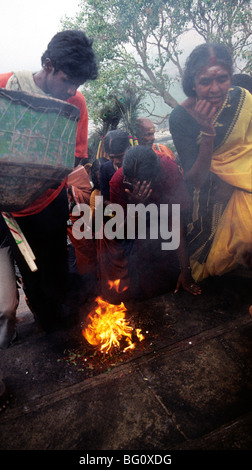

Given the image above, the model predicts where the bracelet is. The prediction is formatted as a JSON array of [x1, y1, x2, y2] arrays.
[[180, 265, 191, 271], [200, 130, 216, 137]]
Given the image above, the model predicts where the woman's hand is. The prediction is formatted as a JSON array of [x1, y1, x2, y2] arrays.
[[174, 270, 202, 296], [125, 180, 152, 204], [194, 99, 217, 133], [183, 99, 217, 188]]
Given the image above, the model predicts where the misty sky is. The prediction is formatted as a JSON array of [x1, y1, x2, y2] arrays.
[[1, 0, 203, 74], [0, 0, 80, 72]]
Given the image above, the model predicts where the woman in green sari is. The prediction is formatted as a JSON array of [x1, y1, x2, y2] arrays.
[[169, 43, 252, 282]]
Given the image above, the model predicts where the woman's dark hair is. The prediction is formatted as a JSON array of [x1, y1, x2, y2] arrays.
[[91, 157, 107, 189], [123, 145, 160, 183], [232, 73, 252, 93], [182, 42, 233, 97], [103, 129, 130, 156], [41, 30, 98, 83]]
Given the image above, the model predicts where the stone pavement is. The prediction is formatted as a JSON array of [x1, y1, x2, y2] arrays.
[[0, 273, 251, 459]]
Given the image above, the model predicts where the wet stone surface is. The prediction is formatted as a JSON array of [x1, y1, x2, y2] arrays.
[[0, 273, 251, 451]]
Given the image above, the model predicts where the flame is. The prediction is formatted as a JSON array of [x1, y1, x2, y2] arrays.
[[108, 278, 128, 293], [82, 281, 144, 353]]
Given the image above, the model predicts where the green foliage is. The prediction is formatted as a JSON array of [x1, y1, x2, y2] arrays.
[[187, 0, 252, 64], [61, 0, 252, 121]]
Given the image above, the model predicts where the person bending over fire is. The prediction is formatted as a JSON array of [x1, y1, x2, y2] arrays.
[[109, 145, 201, 300]]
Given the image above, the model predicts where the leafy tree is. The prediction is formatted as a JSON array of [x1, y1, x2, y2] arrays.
[[187, 0, 252, 71], [62, 0, 252, 120], [62, 0, 191, 118]]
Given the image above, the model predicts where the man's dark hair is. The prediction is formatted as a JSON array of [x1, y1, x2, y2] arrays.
[[103, 129, 130, 156], [123, 145, 160, 183], [41, 30, 98, 83], [182, 42, 233, 98], [232, 73, 252, 93]]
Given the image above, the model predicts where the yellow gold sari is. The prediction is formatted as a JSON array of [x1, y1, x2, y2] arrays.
[[191, 87, 252, 281]]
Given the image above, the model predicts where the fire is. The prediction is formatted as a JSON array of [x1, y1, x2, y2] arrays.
[[82, 280, 144, 354], [108, 279, 128, 293]]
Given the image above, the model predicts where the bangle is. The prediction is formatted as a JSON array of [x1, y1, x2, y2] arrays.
[[200, 130, 216, 137], [180, 265, 191, 271]]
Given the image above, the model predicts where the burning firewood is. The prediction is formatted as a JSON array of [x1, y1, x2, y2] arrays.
[[82, 280, 144, 354]]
